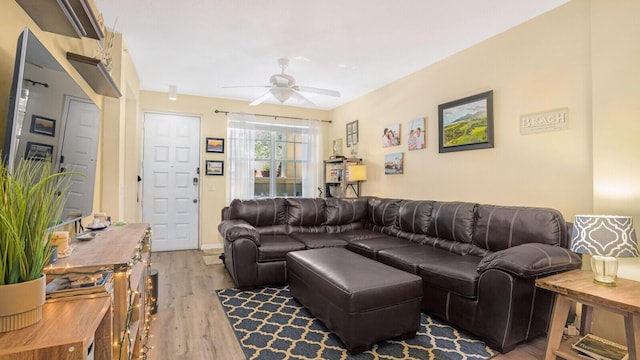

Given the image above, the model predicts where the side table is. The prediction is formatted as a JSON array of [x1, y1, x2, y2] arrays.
[[0, 294, 112, 360], [536, 269, 640, 360]]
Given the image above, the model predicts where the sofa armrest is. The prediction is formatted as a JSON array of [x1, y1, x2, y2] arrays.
[[218, 219, 260, 246], [477, 243, 581, 278]]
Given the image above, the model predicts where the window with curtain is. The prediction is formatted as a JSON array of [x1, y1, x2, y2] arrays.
[[226, 113, 322, 202]]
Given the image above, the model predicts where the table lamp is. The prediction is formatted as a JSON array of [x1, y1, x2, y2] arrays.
[[346, 164, 367, 197], [570, 215, 639, 285]]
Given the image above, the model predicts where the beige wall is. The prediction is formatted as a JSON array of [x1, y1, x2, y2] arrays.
[[331, 1, 592, 218], [589, 0, 640, 343], [100, 33, 142, 223], [139, 92, 330, 248]]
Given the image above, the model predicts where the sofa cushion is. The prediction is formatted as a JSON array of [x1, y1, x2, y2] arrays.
[[325, 197, 368, 225], [229, 198, 287, 226], [418, 254, 482, 298], [347, 236, 414, 260], [326, 222, 364, 234], [397, 200, 434, 234], [427, 202, 477, 243], [472, 205, 567, 252], [393, 230, 427, 244], [290, 232, 348, 249], [422, 236, 472, 256], [258, 235, 306, 262], [286, 198, 327, 226], [377, 244, 450, 274], [335, 228, 386, 242], [368, 198, 401, 227]]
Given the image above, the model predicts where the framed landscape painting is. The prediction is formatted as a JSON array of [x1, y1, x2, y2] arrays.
[[25, 142, 53, 161], [438, 90, 493, 153], [206, 137, 224, 153], [30, 115, 56, 137], [206, 160, 224, 176]]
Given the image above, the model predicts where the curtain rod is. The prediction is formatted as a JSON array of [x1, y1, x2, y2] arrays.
[[214, 109, 332, 124]]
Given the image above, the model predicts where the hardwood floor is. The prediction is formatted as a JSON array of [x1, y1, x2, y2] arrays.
[[146, 250, 547, 359]]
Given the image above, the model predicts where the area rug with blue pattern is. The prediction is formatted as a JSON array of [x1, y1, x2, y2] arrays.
[[217, 285, 497, 360]]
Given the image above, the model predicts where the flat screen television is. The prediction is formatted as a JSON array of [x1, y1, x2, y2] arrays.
[[3, 28, 101, 223]]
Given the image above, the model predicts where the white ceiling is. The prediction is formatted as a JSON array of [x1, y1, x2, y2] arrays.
[[94, 0, 569, 110]]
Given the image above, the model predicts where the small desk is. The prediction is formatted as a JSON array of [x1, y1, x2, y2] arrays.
[[536, 269, 640, 360], [0, 294, 112, 360]]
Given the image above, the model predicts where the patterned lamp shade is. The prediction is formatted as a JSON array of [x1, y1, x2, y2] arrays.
[[570, 215, 639, 257], [571, 215, 638, 285]]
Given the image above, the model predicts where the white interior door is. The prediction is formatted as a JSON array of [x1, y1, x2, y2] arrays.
[[143, 112, 200, 251], [59, 96, 100, 219]]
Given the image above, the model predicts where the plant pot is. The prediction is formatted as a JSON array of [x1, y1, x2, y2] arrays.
[[261, 170, 270, 177], [0, 275, 46, 332]]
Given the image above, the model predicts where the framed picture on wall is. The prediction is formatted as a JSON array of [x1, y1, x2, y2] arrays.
[[205, 160, 224, 176], [206, 137, 224, 153], [346, 120, 358, 147], [25, 142, 53, 161], [438, 90, 494, 153], [30, 115, 56, 137], [408, 117, 426, 151], [384, 152, 404, 175], [382, 123, 401, 147]]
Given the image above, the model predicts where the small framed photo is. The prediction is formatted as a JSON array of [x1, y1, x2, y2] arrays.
[[382, 123, 401, 147], [408, 117, 426, 151], [332, 138, 343, 157], [206, 137, 224, 153], [384, 152, 404, 175], [25, 142, 53, 161], [205, 160, 224, 176], [30, 115, 56, 137], [346, 120, 358, 147]]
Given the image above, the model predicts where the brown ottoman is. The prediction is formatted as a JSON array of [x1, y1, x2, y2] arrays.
[[286, 247, 422, 354]]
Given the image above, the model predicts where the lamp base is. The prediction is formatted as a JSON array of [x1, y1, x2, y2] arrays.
[[590, 255, 618, 286]]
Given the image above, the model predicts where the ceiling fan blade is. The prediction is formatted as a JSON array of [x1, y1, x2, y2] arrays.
[[249, 91, 272, 106], [295, 85, 340, 97], [289, 91, 315, 106]]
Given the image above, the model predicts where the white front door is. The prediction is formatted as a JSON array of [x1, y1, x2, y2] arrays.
[[142, 112, 200, 251], [59, 96, 100, 219]]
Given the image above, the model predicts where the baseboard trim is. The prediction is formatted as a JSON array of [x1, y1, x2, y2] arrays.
[[201, 243, 223, 250]]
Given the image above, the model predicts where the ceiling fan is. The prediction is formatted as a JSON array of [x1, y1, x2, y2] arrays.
[[224, 58, 341, 106]]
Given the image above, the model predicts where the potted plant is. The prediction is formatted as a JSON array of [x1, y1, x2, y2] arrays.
[[261, 164, 270, 178], [0, 158, 71, 332]]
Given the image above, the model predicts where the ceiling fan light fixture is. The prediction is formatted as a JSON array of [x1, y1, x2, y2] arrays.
[[270, 87, 294, 103]]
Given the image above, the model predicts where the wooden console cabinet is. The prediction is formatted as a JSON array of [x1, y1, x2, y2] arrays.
[[45, 223, 152, 360], [0, 294, 112, 360]]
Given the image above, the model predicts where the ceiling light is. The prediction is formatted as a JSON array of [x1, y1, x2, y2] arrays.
[[168, 85, 177, 100], [269, 87, 294, 103]]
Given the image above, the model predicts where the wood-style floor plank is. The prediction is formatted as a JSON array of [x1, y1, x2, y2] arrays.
[[146, 250, 547, 359]]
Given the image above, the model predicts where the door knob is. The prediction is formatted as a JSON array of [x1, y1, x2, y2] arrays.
[[193, 199, 198, 203]]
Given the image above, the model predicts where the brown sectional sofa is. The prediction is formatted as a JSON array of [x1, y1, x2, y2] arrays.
[[218, 196, 582, 352]]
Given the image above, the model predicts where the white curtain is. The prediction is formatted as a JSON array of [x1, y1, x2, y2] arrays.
[[300, 119, 322, 197], [226, 113, 256, 203], [226, 113, 323, 201]]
